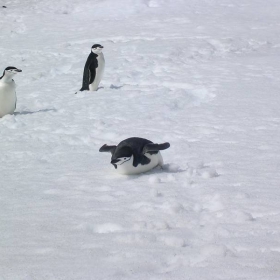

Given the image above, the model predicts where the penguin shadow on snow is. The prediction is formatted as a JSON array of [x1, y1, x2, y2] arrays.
[[14, 108, 57, 116], [136, 164, 186, 177], [112, 164, 187, 183], [75, 85, 123, 94]]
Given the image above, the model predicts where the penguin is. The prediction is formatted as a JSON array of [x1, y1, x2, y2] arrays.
[[79, 44, 105, 92], [99, 137, 170, 175], [0, 66, 22, 118]]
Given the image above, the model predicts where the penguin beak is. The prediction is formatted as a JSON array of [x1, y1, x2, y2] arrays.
[[110, 159, 119, 169], [111, 159, 120, 164], [16, 69, 22, 72]]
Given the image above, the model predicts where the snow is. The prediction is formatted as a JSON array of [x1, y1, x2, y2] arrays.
[[1, 0, 280, 279]]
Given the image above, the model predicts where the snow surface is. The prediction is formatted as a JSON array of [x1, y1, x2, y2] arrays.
[[1, 0, 280, 279]]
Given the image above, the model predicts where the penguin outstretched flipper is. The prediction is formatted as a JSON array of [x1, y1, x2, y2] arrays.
[[143, 142, 170, 154], [99, 144, 117, 155]]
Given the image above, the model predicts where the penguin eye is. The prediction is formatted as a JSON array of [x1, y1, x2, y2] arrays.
[[124, 158, 127, 160]]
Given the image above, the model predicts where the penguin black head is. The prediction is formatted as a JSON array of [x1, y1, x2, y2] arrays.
[[110, 147, 133, 168], [0, 66, 22, 80], [4, 66, 22, 75], [91, 44, 104, 54]]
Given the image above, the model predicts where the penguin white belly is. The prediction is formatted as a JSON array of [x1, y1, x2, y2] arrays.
[[116, 152, 163, 175], [0, 82, 16, 117], [89, 53, 105, 91]]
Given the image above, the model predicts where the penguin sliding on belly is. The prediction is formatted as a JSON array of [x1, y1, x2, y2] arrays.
[[99, 137, 170, 175], [0, 66, 22, 118], [79, 44, 105, 92]]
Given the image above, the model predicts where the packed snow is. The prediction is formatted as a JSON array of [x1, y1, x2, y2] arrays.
[[1, 0, 280, 279]]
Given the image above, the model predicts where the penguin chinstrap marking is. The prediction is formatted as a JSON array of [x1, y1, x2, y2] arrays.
[[79, 44, 105, 92], [0, 66, 22, 118], [99, 137, 170, 175]]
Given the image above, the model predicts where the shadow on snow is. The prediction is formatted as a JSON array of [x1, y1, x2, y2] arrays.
[[14, 108, 57, 115]]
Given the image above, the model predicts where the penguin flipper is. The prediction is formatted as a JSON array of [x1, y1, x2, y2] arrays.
[[89, 66, 96, 85], [133, 155, 151, 167], [99, 144, 117, 155], [80, 68, 90, 91], [143, 142, 170, 154]]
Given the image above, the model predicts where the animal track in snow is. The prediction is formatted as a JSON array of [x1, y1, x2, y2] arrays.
[[94, 223, 124, 233], [77, 223, 124, 234], [147, 0, 160, 8], [134, 220, 171, 231], [158, 235, 187, 248], [187, 162, 219, 179]]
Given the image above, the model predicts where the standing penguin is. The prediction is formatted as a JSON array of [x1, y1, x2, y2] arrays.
[[79, 44, 105, 92], [0, 66, 22, 118], [99, 137, 170, 175]]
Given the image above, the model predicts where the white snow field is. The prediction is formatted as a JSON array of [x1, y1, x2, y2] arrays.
[[1, 0, 280, 279]]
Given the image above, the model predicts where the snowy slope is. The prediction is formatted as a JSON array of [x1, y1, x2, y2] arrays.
[[1, 0, 280, 279]]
